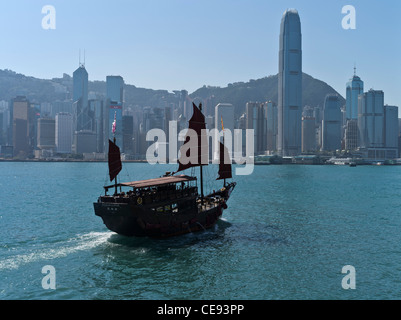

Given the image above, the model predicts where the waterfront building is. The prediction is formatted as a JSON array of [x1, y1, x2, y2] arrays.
[[0, 112, 3, 145], [384, 105, 399, 158], [89, 98, 104, 153], [106, 76, 124, 149], [344, 119, 358, 151], [266, 101, 278, 154], [37, 118, 56, 150], [346, 69, 364, 120], [277, 8, 302, 156], [321, 94, 341, 152], [215, 103, 234, 160], [246, 102, 266, 155], [302, 116, 316, 153], [106, 75, 124, 103], [55, 112, 73, 154], [12, 96, 31, 157], [73, 64, 89, 132], [357, 90, 398, 160], [358, 89, 384, 149], [74, 130, 97, 154], [123, 115, 134, 155]]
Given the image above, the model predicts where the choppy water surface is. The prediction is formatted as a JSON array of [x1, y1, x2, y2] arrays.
[[1, 162, 401, 300]]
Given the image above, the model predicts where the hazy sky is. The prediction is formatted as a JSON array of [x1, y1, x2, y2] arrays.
[[0, 0, 400, 109]]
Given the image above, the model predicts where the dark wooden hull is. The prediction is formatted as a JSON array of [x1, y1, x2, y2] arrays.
[[94, 183, 236, 238]]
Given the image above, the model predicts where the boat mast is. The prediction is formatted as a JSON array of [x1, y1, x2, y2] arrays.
[[113, 137, 118, 196], [199, 103, 204, 205], [221, 116, 226, 187], [112, 111, 118, 196]]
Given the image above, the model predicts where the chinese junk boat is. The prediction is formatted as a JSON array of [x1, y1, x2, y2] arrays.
[[93, 103, 236, 238]]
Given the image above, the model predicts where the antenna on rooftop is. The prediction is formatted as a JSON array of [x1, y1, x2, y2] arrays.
[[79, 49, 85, 68]]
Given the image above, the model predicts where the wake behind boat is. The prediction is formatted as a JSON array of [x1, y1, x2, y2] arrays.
[[93, 103, 236, 238]]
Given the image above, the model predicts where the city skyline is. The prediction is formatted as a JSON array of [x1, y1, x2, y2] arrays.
[[0, 2, 400, 162], [0, 1, 399, 112]]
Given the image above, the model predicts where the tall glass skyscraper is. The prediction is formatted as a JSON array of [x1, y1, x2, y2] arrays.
[[278, 9, 302, 156], [106, 76, 124, 149], [384, 105, 399, 150], [266, 101, 278, 153], [106, 76, 124, 103], [346, 69, 364, 120], [215, 103, 234, 160], [73, 65, 89, 131], [321, 94, 341, 152], [358, 89, 384, 149]]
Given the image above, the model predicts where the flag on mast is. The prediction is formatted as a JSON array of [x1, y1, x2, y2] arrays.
[[112, 112, 116, 134]]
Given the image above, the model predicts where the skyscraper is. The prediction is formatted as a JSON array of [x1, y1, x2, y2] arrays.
[[106, 75, 124, 103], [358, 89, 384, 149], [321, 94, 341, 152], [55, 112, 73, 154], [265, 101, 278, 154], [89, 98, 104, 153], [106, 76, 124, 149], [346, 68, 364, 120], [357, 90, 398, 160], [302, 116, 316, 153], [215, 103, 234, 160], [37, 118, 56, 150], [12, 96, 31, 157], [73, 64, 89, 131], [278, 9, 302, 156], [384, 105, 399, 151], [344, 119, 358, 151], [246, 102, 266, 155], [123, 115, 134, 155]]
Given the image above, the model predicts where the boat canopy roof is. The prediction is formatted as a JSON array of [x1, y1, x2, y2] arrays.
[[104, 174, 196, 190]]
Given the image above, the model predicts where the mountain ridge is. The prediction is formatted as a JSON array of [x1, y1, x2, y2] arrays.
[[190, 73, 345, 116], [0, 69, 344, 117]]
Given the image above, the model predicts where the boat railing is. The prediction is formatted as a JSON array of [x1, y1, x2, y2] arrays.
[[102, 185, 198, 205]]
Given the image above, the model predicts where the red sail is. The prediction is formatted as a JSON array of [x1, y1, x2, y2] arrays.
[[177, 103, 208, 172], [217, 142, 232, 180], [108, 139, 122, 181]]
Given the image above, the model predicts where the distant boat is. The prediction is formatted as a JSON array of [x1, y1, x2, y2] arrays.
[[93, 103, 236, 238], [349, 162, 357, 167]]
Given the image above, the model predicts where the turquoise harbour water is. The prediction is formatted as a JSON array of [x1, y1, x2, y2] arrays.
[[1, 162, 401, 300]]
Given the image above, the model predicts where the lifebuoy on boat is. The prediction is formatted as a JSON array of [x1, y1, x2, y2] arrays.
[[137, 197, 143, 205]]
